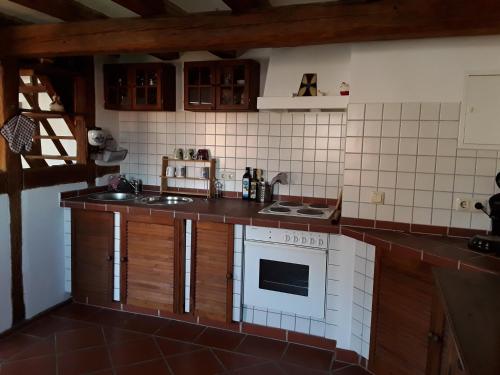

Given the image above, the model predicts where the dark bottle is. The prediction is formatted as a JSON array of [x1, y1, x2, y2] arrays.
[[250, 169, 258, 200], [242, 167, 251, 200]]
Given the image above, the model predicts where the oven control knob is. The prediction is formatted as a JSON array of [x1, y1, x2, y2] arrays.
[[302, 237, 307, 244], [293, 236, 299, 243], [310, 238, 315, 245], [318, 239, 324, 246], [285, 234, 291, 242]]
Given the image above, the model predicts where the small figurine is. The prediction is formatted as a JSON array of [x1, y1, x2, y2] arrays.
[[49, 95, 64, 112], [340, 82, 350, 96]]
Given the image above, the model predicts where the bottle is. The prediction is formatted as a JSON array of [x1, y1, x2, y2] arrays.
[[250, 169, 258, 200], [242, 167, 251, 200]]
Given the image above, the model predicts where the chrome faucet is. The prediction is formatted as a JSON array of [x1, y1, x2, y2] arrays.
[[111, 175, 142, 195]]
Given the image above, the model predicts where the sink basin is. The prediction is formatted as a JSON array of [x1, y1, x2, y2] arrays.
[[140, 195, 194, 205], [88, 192, 138, 202]]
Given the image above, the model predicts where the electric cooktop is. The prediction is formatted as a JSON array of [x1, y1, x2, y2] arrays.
[[259, 201, 336, 220]]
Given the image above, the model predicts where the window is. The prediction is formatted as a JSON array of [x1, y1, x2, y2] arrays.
[[18, 69, 85, 169]]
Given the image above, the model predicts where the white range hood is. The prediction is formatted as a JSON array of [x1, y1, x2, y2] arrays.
[[257, 95, 348, 111]]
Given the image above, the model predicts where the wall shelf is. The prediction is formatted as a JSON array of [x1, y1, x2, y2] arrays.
[[257, 95, 348, 111]]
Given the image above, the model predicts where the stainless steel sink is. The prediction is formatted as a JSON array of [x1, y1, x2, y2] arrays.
[[88, 192, 138, 201], [140, 195, 194, 205]]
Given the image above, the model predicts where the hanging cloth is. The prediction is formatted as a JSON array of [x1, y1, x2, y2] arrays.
[[0, 114, 37, 154]]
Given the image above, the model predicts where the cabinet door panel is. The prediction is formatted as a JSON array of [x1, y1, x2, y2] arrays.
[[72, 210, 114, 305], [370, 254, 435, 375], [125, 219, 175, 311], [193, 222, 233, 323]]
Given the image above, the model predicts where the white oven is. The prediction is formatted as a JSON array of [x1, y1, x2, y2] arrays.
[[243, 226, 328, 319]]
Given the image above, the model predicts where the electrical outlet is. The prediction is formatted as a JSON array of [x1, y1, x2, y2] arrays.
[[220, 171, 234, 180], [370, 191, 385, 204]]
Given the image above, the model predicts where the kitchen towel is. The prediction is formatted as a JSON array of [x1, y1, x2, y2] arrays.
[[0, 114, 37, 154]]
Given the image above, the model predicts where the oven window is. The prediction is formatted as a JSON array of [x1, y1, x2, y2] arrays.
[[259, 259, 309, 296]]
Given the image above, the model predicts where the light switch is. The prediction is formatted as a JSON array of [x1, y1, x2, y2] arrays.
[[370, 191, 385, 204]]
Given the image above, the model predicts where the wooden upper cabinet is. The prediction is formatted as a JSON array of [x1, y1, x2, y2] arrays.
[[184, 59, 260, 111], [121, 214, 184, 313], [103, 63, 176, 111], [191, 222, 234, 323], [72, 210, 115, 305]]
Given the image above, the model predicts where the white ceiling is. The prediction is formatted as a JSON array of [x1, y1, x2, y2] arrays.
[[0, 0, 336, 23]]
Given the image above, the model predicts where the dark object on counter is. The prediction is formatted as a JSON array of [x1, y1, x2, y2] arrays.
[[250, 169, 258, 200], [242, 167, 251, 200], [468, 234, 500, 256], [474, 172, 500, 235]]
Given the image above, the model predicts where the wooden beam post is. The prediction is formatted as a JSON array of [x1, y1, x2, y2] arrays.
[[2, 0, 500, 57], [0, 59, 25, 324]]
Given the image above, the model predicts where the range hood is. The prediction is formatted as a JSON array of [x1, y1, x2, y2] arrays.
[[257, 95, 348, 111]]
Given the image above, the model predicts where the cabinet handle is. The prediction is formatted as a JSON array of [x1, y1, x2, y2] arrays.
[[121, 256, 128, 263], [226, 273, 233, 280], [427, 332, 441, 342], [106, 255, 113, 262]]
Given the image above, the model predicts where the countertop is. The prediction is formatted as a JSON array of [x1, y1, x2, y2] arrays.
[[61, 188, 500, 274], [433, 269, 500, 375]]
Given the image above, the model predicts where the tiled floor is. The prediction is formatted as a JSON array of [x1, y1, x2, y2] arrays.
[[0, 303, 373, 375]]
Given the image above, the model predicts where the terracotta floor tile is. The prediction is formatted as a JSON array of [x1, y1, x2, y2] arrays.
[[51, 303, 102, 321], [86, 309, 136, 328], [115, 359, 171, 375], [228, 362, 285, 375], [109, 337, 162, 367], [0, 334, 41, 361], [332, 365, 372, 374], [167, 349, 224, 375], [20, 316, 93, 338], [195, 328, 245, 350], [236, 335, 288, 361], [332, 361, 352, 371], [57, 346, 111, 375], [281, 343, 333, 371], [155, 320, 205, 342], [213, 349, 267, 371], [103, 327, 149, 345], [278, 361, 331, 374], [155, 337, 202, 357], [9, 337, 55, 361], [120, 315, 167, 334], [56, 326, 105, 353], [0, 355, 56, 375]]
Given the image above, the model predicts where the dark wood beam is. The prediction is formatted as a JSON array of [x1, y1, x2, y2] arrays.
[[9, 0, 107, 21], [222, 0, 269, 13], [150, 52, 180, 61], [0, 59, 26, 324], [111, 0, 186, 17], [2, 0, 500, 57]]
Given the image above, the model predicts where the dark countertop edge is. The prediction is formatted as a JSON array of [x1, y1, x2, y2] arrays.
[[61, 192, 500, 274], [433, 269, 500, 375]]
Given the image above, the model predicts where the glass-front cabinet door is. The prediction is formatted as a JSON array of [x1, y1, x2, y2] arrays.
[[133, 67, 161, 110], [184, 62, 216, 110], [216, 61, 251, 111], [104, 64, 131, 109]]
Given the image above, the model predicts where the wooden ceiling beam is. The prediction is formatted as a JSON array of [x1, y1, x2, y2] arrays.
[[222, 0, 270, 13], [2, 0, 500, 57], [111, 0, 186, 17], [9, 0, 107, 21]]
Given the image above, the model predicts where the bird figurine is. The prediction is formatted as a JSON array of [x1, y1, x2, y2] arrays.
[[49, 95, 65, 112]]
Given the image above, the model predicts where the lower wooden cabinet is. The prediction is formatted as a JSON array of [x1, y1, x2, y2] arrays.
[[121, 214, 184, 313], [191, 221, 234, 323], [72, 210, 115, 305], [370, 253, 445, 375]]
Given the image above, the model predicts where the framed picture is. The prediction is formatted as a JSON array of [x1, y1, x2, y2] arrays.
[[298, 73, 317, 96]]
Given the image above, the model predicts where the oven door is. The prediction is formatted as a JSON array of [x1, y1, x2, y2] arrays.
[[243, 241, 326, 319]]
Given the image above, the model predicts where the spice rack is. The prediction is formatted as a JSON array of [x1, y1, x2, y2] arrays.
[[160, 156, 216, 198]]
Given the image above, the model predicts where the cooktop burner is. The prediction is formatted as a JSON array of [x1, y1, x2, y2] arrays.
[[309, 203, 329, 209], [269, 207, 291, 213], [278, 201, 303, 207], [259, 201, 335, 220], [297, 208, 324, 216]]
